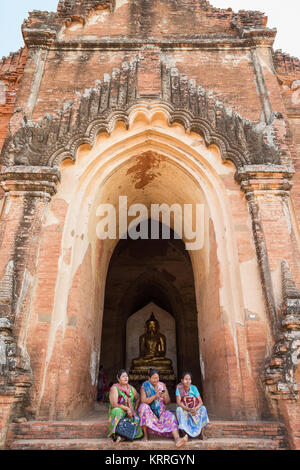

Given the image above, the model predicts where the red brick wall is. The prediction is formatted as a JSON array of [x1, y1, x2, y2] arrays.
[[26, 197, 69, 418], [0, 48, 27, 152], [13, 48, 267, 125], [12, 2, 276, 128], [199, 219, 237, 419], [274, 51, 300, 259]]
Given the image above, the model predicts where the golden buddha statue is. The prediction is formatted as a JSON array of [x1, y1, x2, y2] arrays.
[[130, 313, 174, 375]]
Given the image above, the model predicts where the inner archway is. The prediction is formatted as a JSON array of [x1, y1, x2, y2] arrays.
[[100, 221, 202, 399]]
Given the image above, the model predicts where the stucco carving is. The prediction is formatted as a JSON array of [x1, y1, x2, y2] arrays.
[[0, 332, 32, 383], [0, 261, 32, 391], [1, 59, 282, 170], [262, 260, 300, 401]]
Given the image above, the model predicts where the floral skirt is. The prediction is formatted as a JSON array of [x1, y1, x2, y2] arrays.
[[138, 403, 178, 437], [108, 407, 143, 439], [176, 405, 209, 438]]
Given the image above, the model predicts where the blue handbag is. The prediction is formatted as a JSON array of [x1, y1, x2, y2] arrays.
[[116, 418, 137, 441]]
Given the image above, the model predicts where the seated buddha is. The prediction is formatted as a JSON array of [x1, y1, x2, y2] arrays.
[[131, 313, 174, 374]]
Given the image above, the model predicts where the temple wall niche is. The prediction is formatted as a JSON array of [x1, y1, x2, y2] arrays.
[[126, 302, 177, 376]]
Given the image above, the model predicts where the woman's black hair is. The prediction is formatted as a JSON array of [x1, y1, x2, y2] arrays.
[[181, 371, 192, 380], [116, 369, 127, 380], [148, 368, 159, 378]]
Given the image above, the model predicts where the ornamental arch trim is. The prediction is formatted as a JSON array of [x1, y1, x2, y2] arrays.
[[1, 59, 283, 170]]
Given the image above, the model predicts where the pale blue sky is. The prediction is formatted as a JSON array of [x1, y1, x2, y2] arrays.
[[0, 0, 299, 58]]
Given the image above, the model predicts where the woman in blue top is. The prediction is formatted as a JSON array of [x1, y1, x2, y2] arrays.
[[176, 371, 209, 440]]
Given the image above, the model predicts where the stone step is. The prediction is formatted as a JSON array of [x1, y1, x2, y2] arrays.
[[9, 437, 288, 451], [8, 421, 107, 441], [7, 418, 287, 442]]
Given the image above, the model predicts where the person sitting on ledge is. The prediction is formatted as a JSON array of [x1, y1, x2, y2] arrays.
[[108, 369, 143, 443], [138, 368, 188, 448], [176, 371, 210, 441]]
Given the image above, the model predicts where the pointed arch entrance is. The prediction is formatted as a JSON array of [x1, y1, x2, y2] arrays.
[[100, 221, 203, 399], [27, 106, 265, 422]]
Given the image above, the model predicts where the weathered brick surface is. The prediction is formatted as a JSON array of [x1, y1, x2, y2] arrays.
[[10, 0, 275, 128], [0, 396, 16, 449], [278, 400, 300, 450], [6, 414, 289, 450], [8, 436, 288, 451], [0, 0, 300, 451], [0, 48, 27, 152]]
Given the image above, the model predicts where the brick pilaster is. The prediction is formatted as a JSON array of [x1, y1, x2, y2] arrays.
[[0, 165, 60, 446]]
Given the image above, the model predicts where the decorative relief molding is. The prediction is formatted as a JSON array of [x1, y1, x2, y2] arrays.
[[236, 165, 294, 195], [0, 166, 61, 199], [262, 260, 300, 401], [1, 59, 284, 171], [236, 167, 293, 338], [0, 260, 32, 391], [273, 50, 300, 86]]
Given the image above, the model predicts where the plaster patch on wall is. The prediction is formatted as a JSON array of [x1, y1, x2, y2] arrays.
[[245, 348, 252, 374], [222, 54, 249, 67], [78, 35, 99, 40], [257, 55, 274, 75], [271, 263, 282, 307], [160, 53, 177, 68], [0, 80, 6, 105], [4, 197, 11, 215], [18, 345, 31, 372], [115, 0, 129, 10], [15, 269, 32, 320], [292, 85, 300, 106], [63, 51, 83, 61], [44, 209, 60, 228], [240, 257, 265, 318], [26, 49, 48, 118], [90, 350, 97, 386], [199, 353, 205, 380], [282, 198, 292, 235], [69, 23, 83, 32]]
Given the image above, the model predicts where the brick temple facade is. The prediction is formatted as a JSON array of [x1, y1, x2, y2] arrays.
[[0, 0, 299, 450]]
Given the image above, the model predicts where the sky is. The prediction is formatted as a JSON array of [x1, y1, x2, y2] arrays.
[[0, 0, 299, 59]]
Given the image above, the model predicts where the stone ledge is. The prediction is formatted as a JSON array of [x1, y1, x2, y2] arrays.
[[8, 436, 288, 450], [0, 166, 61, 197]]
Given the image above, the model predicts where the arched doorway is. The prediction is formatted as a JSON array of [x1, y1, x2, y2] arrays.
[[33, 107, 257, 421], [100, 220, 203, 400]]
